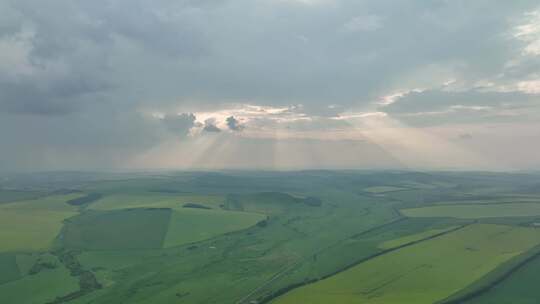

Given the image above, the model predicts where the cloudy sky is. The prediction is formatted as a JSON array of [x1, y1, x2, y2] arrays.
[[1, 0, 540, 171]]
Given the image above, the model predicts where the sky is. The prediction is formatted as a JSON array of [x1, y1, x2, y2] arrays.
[[1, 0, 540, 171]]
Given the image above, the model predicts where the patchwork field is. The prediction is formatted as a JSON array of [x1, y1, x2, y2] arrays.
[[2, 171, 540, 304], [401, 203, 540, 219], [272, 224, 540, 304]]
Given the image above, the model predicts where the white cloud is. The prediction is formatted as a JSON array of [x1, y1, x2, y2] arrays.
[[515, 9, 540, 55], [0, 29, 35, 79], [517, 79, 540, 93]]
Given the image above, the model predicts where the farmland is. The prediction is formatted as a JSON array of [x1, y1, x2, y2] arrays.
[[1, 171, 540, 304]]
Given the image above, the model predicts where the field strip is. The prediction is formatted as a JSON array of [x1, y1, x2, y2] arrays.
[[432, 201, 540, 207], [401, 203, 540, 219]]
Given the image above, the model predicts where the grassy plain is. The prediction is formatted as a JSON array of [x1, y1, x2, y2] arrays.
[[402, 203, 540, 219], [272, 224, 540, 304]]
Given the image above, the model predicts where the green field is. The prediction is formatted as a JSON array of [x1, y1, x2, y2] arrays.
[[272, 224, 540, 304], [0, 193, 81, 212], [89, 193, 225, 211], [15, 253, 40, 275], [0, 253, 20, 284], [164, 208, 265, 248], [63, 208, 172, 250], [401, 203, 540, 219], [0, 255, 79, 304], [464, 254, 540, 304], [0, 194, 80, 252], [78, 250, 160, 271], [0, 190, 47, 203], [431, 196, 540, 205]]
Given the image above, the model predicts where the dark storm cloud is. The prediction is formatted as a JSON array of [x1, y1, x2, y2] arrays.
[[226, 116, 244, 131]]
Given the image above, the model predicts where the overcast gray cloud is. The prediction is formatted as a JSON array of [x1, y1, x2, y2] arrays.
[[1, 0, 540, 170], [161, 113, 196, 137]]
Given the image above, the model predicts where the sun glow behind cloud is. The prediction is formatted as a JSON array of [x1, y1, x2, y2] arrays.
[[128, 102, 510, 171]]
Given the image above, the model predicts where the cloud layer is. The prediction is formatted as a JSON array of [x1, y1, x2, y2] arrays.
[[1, 0, 540, 170]]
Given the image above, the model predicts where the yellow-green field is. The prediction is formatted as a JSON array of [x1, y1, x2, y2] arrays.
[[89, 193, 225, 211], [0, 194, 81, 252], [272, 224, 540, 304], [401, 203, 540, 219], [164, 208, 266, 248]]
